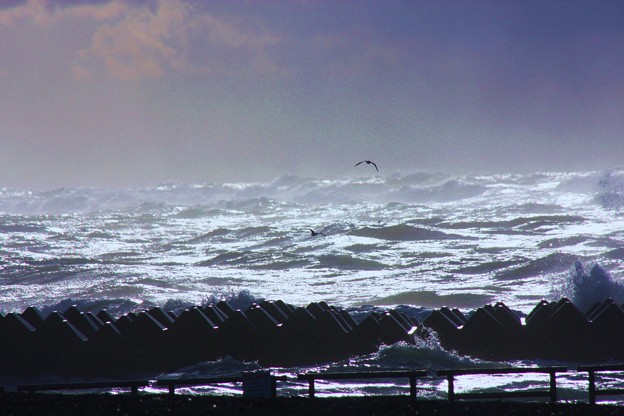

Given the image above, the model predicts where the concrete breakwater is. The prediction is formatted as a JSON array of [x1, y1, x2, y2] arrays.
[[0, 301, 416, 376], [422, 297, 624, 362], [3, 297, 621, 377]]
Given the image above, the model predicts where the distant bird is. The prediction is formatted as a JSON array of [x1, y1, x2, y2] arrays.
[[309, 229, 325, 237], [355, 160, 378, 172]]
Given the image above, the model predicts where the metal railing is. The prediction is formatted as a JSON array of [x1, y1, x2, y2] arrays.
[[16, 380, 149, 398], [156, 375, 288, 397], [296, 370, 427, 398], [9, 365, 624, 405], [578, 364, 624, 405], [436, 367, 567, 403]]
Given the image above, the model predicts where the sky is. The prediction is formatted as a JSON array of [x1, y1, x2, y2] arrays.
[[1, 0, 623, 189]]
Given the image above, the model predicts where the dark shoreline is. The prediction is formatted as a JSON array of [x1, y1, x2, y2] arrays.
[[1, 394, 623, 416]]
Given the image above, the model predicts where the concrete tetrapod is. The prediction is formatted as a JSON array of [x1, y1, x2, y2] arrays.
[[0, 301, 418, 376]]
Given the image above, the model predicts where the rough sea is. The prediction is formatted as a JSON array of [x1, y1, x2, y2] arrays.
[[2, 169, 624, 400]]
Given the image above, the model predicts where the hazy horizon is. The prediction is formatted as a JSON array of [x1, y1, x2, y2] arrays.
[[1, 0, 623, 190]]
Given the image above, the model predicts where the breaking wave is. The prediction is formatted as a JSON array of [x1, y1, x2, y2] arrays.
[[555, 261, 624, 311], [348, 224, 463, 241], [596, 168, 624, 210]]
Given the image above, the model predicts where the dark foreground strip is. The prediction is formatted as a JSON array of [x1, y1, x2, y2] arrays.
[[16, 380, 149, 398], [0, 394, 623, 416]]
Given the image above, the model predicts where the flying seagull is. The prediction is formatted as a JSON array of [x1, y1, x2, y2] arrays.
[[355, 160, 378, 172], [309, 229, 325, 237]]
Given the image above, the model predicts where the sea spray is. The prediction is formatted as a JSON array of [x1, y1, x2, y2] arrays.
[[596, 168, 624, 210], [200, 289, 262, 311], [554, 261, 624, 311]]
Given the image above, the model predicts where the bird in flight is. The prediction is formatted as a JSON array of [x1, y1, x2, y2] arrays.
[[355, 160, 378, 172], [309, 229, 325, 237]]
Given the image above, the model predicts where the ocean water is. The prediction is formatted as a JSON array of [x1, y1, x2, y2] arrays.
[[2, 169, 624, 399]]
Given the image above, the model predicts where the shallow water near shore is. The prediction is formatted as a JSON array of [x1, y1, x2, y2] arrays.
[[2, 169, 624, 400]]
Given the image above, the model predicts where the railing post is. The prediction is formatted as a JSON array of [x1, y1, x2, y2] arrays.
[[131, 385, 138, 398], [588, 370, 596, 405], [308, 378, 315, 398], [409, 373, 416, 399], [549, 371, 557, 403], [168, 383, 176, 397], [447, 374, 455, 402]]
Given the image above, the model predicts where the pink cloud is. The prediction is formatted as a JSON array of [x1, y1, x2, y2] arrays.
[[83, 2, 183, 81], [0, 0, 52, 26], [1, 0, 287, 81], [82, 0, 288, 80], [0, 0, 126, 26]]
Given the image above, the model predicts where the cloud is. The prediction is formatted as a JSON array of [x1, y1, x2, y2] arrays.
[[0, 0, 125, 25], [79, 0, 286, 80], [0, 0, 51, 26], [1, 0, 286, 81], [188, 13, 285, 76], [79, 1, 183, 80]]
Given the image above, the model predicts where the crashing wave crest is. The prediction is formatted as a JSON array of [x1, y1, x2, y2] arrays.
[[554, 261, 624, 312]]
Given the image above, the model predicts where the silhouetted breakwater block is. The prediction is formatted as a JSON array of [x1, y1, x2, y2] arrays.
[[1, 312, 37, 337], [0, 300, 417, 376], [64, 305, 101, 338], [34, 312, 88, 375], [586, 299, 608, 321], [330, 308, 354, 333], [492, 302, 522, 329], [420, 298, 624, 363], [218, 309, 258, 362], [12, 297, 624, 376], [378, 312, 413, 345], [310, 309, 352, 362], [0, 313, 37, 373], [525, 300, 554, 328], [146, 307, 175, 329], [246, 304, 281, 332], [21, 306, 45, 329], [589, 299, 624, 361], [113, 313, 135, 337], [351, 314, 385, 355], [305, 301, 328, 318], [388, 309, 414, 331], [279, 307, 318, 365], [590, 299, 624, 330], [274, 300, 295, 317], [85, 321, 126, 375], [258, 300, 290, 324], [215, 301, 235, 318], [120, 311, 172, 372], [436, 306, 467, 330], [200, 304, 226, 325], [545, 299, 590, 360], [165, 306, 222, 367], [421, 309, 461, 348], [456, 307, 504, 359], [339, 309, 358, 330], [96, 309, 115, 324]]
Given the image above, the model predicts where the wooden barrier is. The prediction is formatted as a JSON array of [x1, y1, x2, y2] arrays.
[[436, 367, 567, 403], [578, 364, 624, 405], [17, 380, 149, 398], [296, 370, 427, 398], [156, 375, 288, 397]]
